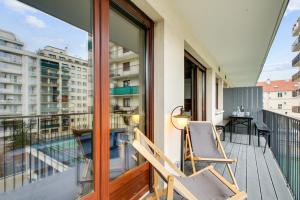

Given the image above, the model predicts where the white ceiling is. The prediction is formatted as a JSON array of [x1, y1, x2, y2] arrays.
[[174, 0, 288, 87]]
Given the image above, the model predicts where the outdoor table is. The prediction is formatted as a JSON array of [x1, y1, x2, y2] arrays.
[[229, 115, 253, 145]]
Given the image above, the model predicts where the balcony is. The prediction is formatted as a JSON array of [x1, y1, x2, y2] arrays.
[[109, 49, 138, 63], [292, 36, 300, 52], [0, 88, 22, 94], [40, 59, 59, 69], [41, 71, 59, 78], [110, 64, 139, 79], [293, 18, 300, 37], [110, 86, 139, 96], [292, 53, 300, 67], [0, 78, 22, 84], [0, 99, 22, 104], [292, 71, 300, 82], [41, 107, 59, 113]]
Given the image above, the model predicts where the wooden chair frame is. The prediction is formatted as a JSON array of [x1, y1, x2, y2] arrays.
[[185, 121, 239, 189], [133, 128, 246, 200]]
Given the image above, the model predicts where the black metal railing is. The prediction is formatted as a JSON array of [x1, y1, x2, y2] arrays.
[[0, 113, 93, 193], [292, 53, 300, 67], [263, 110, 300, 200]]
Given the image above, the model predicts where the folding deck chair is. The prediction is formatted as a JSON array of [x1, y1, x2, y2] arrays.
[[185, 121, 238, 189], [132, 128, 246, 200]]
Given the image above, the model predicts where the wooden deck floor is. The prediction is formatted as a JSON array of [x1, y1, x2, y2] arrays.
[[146, 133, 294, 200]]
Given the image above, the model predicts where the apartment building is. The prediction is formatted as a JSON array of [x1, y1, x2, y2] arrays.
[[292, 17, 300, 115], [109, 42, 140, 129], [257, 79, 300, 118], [37, 46, 93, 133], [0, 29, 39, 117]]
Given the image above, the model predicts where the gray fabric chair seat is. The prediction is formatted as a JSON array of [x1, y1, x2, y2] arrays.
[[176, 170, 234, 200], [189, 122, 223, 159]]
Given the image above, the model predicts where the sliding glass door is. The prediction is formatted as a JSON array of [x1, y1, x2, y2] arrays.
[[108, 1, 154, 199]]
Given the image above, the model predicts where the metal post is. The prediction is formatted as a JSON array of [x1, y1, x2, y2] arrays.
[[180, 129, 184, 172]]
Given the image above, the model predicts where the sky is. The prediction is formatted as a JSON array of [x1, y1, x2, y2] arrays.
[[258, 0, 300, 82], [0, 0, 89, 60]]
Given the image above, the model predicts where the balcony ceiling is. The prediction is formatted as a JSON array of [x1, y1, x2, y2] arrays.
[[174, 0, 288, 87]]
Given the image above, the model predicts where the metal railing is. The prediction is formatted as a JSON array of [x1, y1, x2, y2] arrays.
[[263, 110, 300, 200], [292, 71, 300, 82], [0, 113, 93, 193], [292, 53, 300, 67]]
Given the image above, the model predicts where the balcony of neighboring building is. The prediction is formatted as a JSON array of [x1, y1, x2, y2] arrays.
[[40, 59, 59, 69], [292, 17, 300, 36], [0, 99, 22, 105], [110, 85, 139, 96], [0, 77, 22, 85], [292, 52, 300, 67], [41, 70, 59, 78], [292, 35, 300, 52], [109, 49, 138, 63], [109, 64, 139, 79], [292, 88, 300, 97], [0, 88, 22, 95], [292, 71, 300, 82]]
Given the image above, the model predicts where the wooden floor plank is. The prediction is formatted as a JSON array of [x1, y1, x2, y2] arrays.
[[264, 147, 294, 200], [247, 144, 262, 200], [214, 134, 236, 173], [254, 145, 277, 200], [235, 142, 247, 192]]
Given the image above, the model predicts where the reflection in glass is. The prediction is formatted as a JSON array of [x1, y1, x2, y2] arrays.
[[109, 8, 146, 180], [0, 0, 94, 198]]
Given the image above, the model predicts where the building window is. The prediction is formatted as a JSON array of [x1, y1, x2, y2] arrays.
[[278, 104, 282, 109], [278, 92, 282, 98], [123, 98, 130, 107], [123, 62, 130, 71], [123, 80, 130, 87], [215, 78, 219, 109]]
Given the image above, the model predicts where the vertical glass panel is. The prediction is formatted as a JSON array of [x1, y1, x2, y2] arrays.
[[0, 0, 94, 199], [109, 8, 146, 180]]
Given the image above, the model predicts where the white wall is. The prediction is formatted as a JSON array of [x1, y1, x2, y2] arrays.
[[133, 0, 227, 166]]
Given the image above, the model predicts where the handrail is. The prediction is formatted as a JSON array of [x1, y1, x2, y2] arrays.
[[263, 109, 300, 200]]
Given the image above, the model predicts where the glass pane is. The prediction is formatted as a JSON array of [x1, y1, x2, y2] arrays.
[[109, 8, 146, 180], [0, 0, 94, 198]]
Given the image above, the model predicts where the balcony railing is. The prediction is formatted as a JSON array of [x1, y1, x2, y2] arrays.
[[110, 86, 139, 96], [293, 18, 300, 36], [292, 53, 300, 67], [0, 78, 22, 84], [0, 100, 22, 105], [0, 89, 22, 94], [292, 71, 300, 82], [263, 110, 300, 200], [292, 36, 300, 52], [0, 113, 92, 193], [109, 64, 139, 78]]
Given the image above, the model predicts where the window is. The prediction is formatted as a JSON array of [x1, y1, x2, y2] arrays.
[[278, 92, 282, 98], [123, 80, 130, 87], [77, 67, 81, 71], [278, 104, 282, 109], [59, 56, 65, 61], [123, 62, 130, 71], [123, 98, 130, 107], [216, 78, 219, 109]]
